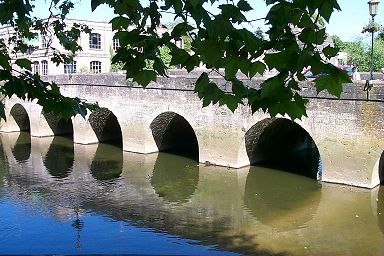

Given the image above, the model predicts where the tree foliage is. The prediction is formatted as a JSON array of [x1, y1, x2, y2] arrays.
[[335, 36, 384, 72], [0, 0, 350, 120], [331, 35, 346, 50]]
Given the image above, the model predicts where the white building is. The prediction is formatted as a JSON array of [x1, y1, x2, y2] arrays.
[[0, 19, 168, 75]]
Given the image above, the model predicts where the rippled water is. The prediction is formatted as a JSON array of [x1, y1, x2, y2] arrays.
[[0, 132, 383, 255]]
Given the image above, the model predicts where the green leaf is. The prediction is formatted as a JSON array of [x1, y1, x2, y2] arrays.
[[224, 57, 238, 79], [133, 70, 157, 87], [0, 53, 10, 70], [110, 16, 130, 30], [221, 94, 239, 112], [231, 79, 247, 98], [171, 23, 195, 37], [315, 75, 338, 95], [153, 58, 166, 76], [248, 61, 266, 78], [237, 0, 252, 12], [15, 58, 32, 71], [318, 1, 335, 22], [264, 52, 289, 71], [322, 46, 339, 58], [0, 101, 5, 120]]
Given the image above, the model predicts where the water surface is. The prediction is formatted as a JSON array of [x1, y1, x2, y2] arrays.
[[0, 132, 383, 255]]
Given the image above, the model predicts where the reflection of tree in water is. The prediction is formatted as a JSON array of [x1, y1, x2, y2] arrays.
[[244, 166, 321, 230], [44, 136, 74, 179], [151, 152, 198, 204], [90, 142, 122, 180], [11, 132, 31, 163]]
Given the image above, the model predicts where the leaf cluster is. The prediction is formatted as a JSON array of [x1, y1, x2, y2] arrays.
[[98, 0, 348, 120], [0, 0, 97, 119], [0, 0, 350, 121]]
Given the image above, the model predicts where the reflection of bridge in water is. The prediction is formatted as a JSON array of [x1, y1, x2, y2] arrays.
[[1, 132, 384, 255], [0, 72, 383, 188]]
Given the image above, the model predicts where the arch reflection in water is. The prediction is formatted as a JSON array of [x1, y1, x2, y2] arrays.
[[150, 112, 199, 160], [244, 166, 321, 230], [44, 136, 74, 179], [0, 142, 6, 186], [151, 152, 199, 204], [90, 142, 123, 180], [12, 132, 31, 163], [245, 118, 321, 179]]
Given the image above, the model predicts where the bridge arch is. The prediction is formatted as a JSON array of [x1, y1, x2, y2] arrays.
[[245, 117, 321, 179], [88, 108, 123, 146], [150, 111, 199, 160], [9, 103, 30, 131], [42, 112, 73, 137]]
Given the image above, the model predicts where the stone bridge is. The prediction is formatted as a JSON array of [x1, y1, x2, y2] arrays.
[[0, 71, 383, 188]]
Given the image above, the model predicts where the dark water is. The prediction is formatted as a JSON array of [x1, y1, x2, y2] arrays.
[[0, 132, 383, 255]]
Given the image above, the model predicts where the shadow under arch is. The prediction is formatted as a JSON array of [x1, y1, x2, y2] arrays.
[[11, 131, 31, 163], [379, 151, 384, 184], [43, 111, 73, 137], [89, 108, 122, 147], [150, 112, 198, 160], [244, 166, 321, 231], [150, 152, 199, 204], [245, 118, 321, 179], [90, 142, 123, 181], [10, 103, 30, 131], [44, 136, 74, 179]]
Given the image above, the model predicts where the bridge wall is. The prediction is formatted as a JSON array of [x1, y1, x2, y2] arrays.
[[0, 71, 383, 188]]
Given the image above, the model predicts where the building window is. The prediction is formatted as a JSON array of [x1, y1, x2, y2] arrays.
[[41, 60, 48, 75], [90, 61, 101, 73], [41, 34, 50, 48], [89, 33, 101, 49], [113, 38, 120, 51], [33, 61, 40, 74], [64, 61, 77, 74]]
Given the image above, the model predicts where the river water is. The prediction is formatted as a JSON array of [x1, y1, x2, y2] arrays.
[[0, 132, 383, 255]]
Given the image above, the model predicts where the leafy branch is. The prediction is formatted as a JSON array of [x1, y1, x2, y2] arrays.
[[0, 0, 350, 121]]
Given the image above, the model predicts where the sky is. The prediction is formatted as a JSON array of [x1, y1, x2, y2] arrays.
[[32, 0, 380, 42]]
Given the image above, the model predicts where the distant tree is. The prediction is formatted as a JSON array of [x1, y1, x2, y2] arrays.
[[331, 35, 346, 51], [109, 47, 124, 72], [254, 27, 265, 40], [372, 38, 384, 71], [340, 37, 384, 72], [343, 39, 369, 71], [0, 0, 349, 120]]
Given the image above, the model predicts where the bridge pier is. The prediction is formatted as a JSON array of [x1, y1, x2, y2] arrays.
[[72, 114, 99, 144]]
